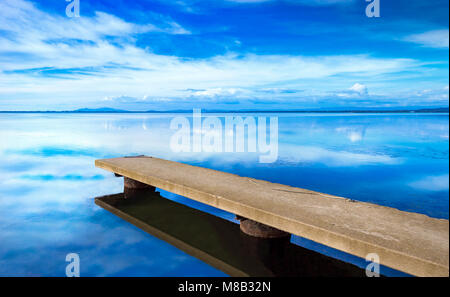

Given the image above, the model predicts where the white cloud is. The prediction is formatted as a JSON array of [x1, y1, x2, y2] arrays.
[[0, 0, 443, 110], [415, 86, 450, 101], [404, 30, 449, 49], [349, 83, 368, 95], [335, 83, 368, 98], [0, 52, 419, 109], [0, 0, 189, 41], [189, 88, 243, 97]]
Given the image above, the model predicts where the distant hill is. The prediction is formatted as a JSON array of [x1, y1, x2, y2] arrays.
[[413, 107, 449, 113], [73, 108, 130, 113], [0, 107, 449, 113]]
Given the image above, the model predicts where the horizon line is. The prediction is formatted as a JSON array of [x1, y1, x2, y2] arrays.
[[0, 107, 449, 114]]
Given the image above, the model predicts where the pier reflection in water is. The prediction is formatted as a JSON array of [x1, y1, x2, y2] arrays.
[[95, 188, 366, 277]]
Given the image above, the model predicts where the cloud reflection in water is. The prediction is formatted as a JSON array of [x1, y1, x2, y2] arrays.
[[0, 113, 448, 276]]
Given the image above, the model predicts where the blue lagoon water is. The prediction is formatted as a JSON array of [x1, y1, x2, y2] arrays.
[[0, 113, 448, 276]]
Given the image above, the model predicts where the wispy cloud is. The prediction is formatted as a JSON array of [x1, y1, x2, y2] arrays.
[[0, 0, 448, 110], [0, 0, 189, 40], [403, 29, 449, 49]]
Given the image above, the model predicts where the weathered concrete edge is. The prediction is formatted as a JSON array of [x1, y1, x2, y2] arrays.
[[95, 159, 449, 277], [94, 197, 248, 277]]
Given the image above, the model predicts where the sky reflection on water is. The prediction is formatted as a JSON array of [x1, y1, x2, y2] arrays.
[[0, 113, 448, 276]]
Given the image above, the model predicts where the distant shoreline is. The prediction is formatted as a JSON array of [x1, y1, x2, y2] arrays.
[[0, 107, 449, 114]]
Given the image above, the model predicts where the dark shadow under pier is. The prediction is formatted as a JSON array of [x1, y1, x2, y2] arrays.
[[95, 190, 367, 277]]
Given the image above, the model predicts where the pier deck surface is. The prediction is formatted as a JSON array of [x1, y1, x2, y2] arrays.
[[95, 156, 449, 276]]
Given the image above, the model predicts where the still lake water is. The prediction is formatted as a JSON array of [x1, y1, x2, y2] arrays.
[[0, 113, 448, 276]]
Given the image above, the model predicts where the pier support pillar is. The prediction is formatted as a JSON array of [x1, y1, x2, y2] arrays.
[[236, 215, 291, 239], [123, 177, 155, 199]]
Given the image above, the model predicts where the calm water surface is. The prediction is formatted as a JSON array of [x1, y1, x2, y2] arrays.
[[0, 113, 448, 276]]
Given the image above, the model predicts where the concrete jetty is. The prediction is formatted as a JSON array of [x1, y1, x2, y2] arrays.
[[95, 156, 449, 277]]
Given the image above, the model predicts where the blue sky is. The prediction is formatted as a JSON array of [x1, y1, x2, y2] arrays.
[[0, 0, 448, 111]]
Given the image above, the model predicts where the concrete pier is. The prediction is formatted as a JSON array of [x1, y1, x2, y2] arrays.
[[236, 215, 291, 239], [123, 176, 155, 199], [124, 176, 152, 189], [96, 156, 449, 277]]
